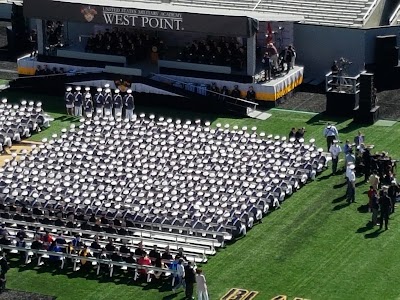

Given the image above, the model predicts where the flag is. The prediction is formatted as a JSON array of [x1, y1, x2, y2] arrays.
[[266, 22, 273, 44]]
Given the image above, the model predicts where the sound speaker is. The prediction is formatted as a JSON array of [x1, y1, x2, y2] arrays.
[[359, 73, 375, 111], [375, 35, 399, 68]]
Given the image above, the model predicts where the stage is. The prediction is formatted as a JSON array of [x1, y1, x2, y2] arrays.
[[153, 66, 304, 102]]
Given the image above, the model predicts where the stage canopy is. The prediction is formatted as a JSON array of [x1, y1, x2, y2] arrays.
[[23, 0, 303, 37]]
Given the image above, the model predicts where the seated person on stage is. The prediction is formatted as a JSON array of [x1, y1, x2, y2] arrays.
[[231, 85, 241, 99], [246, 86, 256, 101]]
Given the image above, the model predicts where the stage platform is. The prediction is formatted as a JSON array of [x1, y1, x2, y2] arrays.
[[155, 67, 304, 102], [17, 54, 303, 102]]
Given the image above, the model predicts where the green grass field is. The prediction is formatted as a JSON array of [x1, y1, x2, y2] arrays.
[[1, 90, 400, 300]]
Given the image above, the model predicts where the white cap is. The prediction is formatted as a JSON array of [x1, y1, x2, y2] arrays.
[[66, 87, 72, 92], [105, 88, 111, 93], [85, 94, 91, 99], [75, 86, 81, 91], [115, 89, 120, 94], [85, 87, 90, 91], [97, 87, 102, 92], [104, 83, 110, 88], [127, 89, 132, 94], [349, 164, 355, 170]]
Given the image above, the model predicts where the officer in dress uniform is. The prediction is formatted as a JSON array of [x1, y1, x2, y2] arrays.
[[123, 89, 135, 120], [104, 88, 113, 118], [64, 87, 74, 116], [74, 86, 83, 117], [113, 89, 123, 119], [94, 87, 104, 117], [84, 93, 93, 118]]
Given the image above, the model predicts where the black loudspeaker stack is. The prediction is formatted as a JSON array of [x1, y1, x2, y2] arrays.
[[375, 35, 399, 68], [374, 35, 400, 90], [354, 73, 379, 124]]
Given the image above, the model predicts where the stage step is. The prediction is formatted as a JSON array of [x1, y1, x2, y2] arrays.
[[247, 109, 272, 120]]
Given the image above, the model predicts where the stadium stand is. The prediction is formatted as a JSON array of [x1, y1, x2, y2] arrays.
[[172, 0, 378, 27], [0, 99, 51, 153]]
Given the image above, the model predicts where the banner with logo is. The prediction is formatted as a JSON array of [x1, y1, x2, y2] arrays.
[[24, 0, 258, 37]]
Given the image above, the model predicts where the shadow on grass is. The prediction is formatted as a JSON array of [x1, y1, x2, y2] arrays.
[[333, 182, 347, 189], [317, 173, 333, 181], [305, 113, 349, 126], [332, 195, 347, 203], [338, 121, 366, 134], [357, 204, 370, 214], [333, 202, 350, 210], [364, 229, 384, 239], [356, 222, 373, 233], [9, 257, 173, 292]]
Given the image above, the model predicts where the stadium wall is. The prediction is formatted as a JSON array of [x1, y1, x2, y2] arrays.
[[294, 24, 365, 81], [294, 24, 400, 82], [0, 4, 11, 20]]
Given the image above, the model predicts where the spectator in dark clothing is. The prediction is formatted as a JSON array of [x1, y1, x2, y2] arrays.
[[134, 242, 145, 257], [55, 233, 66, 245], [149, 245, 161, 267], [231, 85, 241, 99], [16, 227, 28, 240], [105, 238, 116, 253], [184, 261, 196, 300], [295, 127, 305, 141], [0, 225, 8, 237], [246, 86, 256, 101], [379, 189, 392, 230], [0, 235, 11, 246], [289, 128, 296, 139], [388, 181, 398, 214], [0, 252, 9, 293]]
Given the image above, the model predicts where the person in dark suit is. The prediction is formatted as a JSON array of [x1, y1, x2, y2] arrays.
[[289, 128, 296, 139], [184, 261, 196, 300], [262, 52, 272, 81], [230, 85, 241, 99], [379, 189, 392, 230], [246, 86, 256, 101], [387, 181, 399, 214]]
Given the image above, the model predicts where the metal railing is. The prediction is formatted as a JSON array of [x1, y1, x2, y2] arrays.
[[325, 71, 360, 94], [362, 0, 379, 23], [150, 73, 259, 111], [389, 4, 400, 25]]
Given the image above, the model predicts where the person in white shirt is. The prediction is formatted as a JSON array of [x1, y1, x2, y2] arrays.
[[329, 140, 342, 174], [347, 164, 356, 203], [324, 123, 338, 151], [196, 268, 209, 300]]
